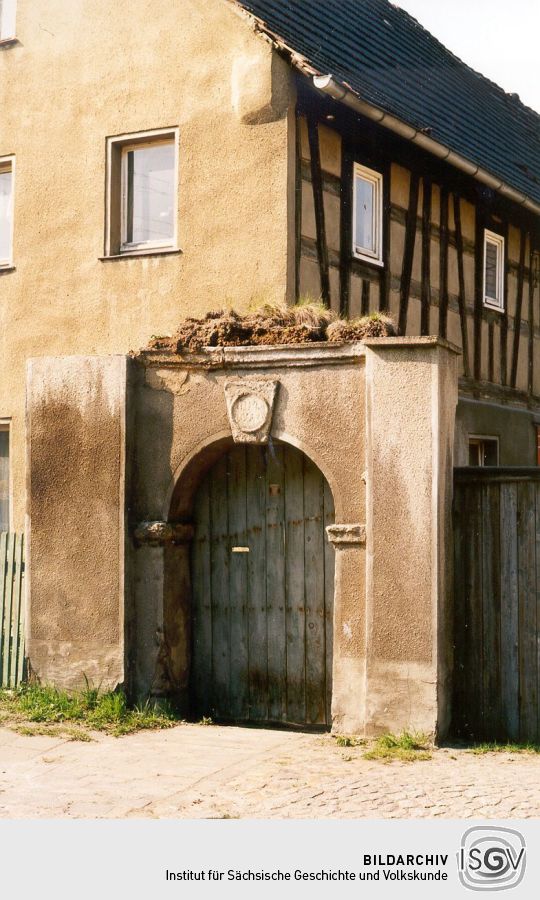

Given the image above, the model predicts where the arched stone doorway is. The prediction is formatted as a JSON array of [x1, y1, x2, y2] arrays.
[[190, 440, 335, 727]]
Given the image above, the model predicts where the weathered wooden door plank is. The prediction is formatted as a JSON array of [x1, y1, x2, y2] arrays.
[[210, 455, 230, 719], [266, 444, 287, 723], [192, 474, 211, 716], [284, 445, 306, 725], [517, 480, 537, 740], [246, 446, 268, 721], [228, 445, 249, 721], [500, 482, 520, 741], [481, 483, 502, 740]]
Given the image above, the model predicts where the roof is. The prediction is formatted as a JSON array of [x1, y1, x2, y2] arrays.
[[236, 0, 540, 211]]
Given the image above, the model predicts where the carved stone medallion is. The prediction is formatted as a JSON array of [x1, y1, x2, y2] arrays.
[[224, 379, 279, 443]]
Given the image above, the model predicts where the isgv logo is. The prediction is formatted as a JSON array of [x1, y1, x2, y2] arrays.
[[458, 827, 526, 891]]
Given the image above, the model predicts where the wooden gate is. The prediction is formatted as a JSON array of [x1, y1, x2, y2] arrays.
[[0, 532, 25, 688], [191, 442, 335, 727], [453, 468, 540, 742]]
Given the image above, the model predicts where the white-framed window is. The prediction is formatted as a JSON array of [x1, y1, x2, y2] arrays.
[[105, 127, 179, 257], [0, 156, 14, 268], [352, 162, 383, 265], [483, 229, 505, 311], [0, 422, 9, 533], [468, 435, 499, 467], [0, 0, 17, 41]]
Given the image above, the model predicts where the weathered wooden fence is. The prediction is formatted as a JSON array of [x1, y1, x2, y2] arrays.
[[0, 533, 25, 687], [453, 468, 540, 742]]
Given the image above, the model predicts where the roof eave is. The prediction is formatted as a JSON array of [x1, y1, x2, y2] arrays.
[[313, 75, 540, 217], [231, 1, 539, 216]]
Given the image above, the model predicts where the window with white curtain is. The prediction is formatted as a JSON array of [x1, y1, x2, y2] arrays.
[[353, 162, 383, 265], [483, 229, 505, 311], [0, 0, 17, 41], [0, 425, 9, 533], [105, 128, 179, 256], [0, 158, 14, 267]]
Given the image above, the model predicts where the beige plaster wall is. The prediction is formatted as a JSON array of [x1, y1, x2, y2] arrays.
[[0, 0, 296, 529], [25, 340, 459, 731], [26, 355, 130, 690], [364, 337, 459, 737]]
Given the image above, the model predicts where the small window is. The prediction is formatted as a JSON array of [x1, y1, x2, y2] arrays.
[[483, 230, 504, 311], [0, 424, 9, 533], [0, 157, 14, 268], [0, 0, 16, 41], [106, 128, 178, 257], [468, 435, 499, 467], [352, 162, 383, 265]]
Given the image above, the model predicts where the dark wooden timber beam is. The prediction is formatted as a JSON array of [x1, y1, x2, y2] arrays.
[[307, 115, 330, 307], [473, 212, 483, 381], [398, 171, 419, 335], [453, 194, 471, 378], [379, 164, 391, 312], [339, 142, 353, 316], [528, 241, 536, 396], [510, 229, 527, 389], [294, 112, 303, 302], [488, 322, 495, 384], [421, 177, 432, 335], [438, 188, 449, 339], [361, 279, 370, 315]]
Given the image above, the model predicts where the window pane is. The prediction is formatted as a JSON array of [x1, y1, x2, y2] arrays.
[[0, 429, 9, 533], [485, 240, 499, 300], [127, 143, 174, 244], [483, 440, 498, 466], [0, 168, 12, 262], [468, 441, 480, 466], [355, 176, 374, 252], [0, 0, 16, 39]]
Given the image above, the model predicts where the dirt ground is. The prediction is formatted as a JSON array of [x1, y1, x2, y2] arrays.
[[1, 723, 539, 819]]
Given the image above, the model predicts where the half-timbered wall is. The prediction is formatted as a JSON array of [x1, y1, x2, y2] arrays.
[[296, 86, 540, 463]]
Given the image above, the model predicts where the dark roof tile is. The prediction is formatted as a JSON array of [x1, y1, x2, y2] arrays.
[[237, 0, 540, 208]]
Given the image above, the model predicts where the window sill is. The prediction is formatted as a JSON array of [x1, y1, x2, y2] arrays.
[[483, 300, 504, 314], [0, 37, 19, 48], [352, 251, 384, 268], [99, 248, 182, 262], [0, 265, 15, 275]]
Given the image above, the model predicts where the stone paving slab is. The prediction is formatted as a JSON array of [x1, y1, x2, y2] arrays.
[[0, 724, 539, 818]]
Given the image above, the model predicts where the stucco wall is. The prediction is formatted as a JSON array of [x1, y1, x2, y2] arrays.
[[0, 0, 295, 529], [364, 337, 459, 736], [26, 340, 459, 732], [455, 398, 537, 466], [26, 355, 131, 689]]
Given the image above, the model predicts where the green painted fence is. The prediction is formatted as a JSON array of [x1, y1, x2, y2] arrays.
[[0, 533, 25, 687]]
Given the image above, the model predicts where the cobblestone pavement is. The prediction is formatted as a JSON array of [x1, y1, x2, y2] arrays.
[[0, 723, 539, 818]]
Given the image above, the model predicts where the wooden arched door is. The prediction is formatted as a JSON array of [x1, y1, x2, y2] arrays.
[[191, 442, 335, 727]]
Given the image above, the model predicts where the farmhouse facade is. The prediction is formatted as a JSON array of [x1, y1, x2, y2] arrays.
[[1, 0, 539, 735]]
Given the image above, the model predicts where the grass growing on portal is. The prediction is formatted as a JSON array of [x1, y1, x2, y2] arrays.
[[334, 734, 365, 748], [363, 731, 432, 763], [0, 683, 181, 739], [467, 741, 540, 755]]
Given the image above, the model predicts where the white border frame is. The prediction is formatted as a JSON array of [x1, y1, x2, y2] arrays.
[[352, 161, 383, 266], [483, 229, 505, 311], [0, 0, 17, 41], [0, 155, 15, 269], [468, 434, 500, 466], [105, 127, 179, 257], [0, 419, 11, 533]]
